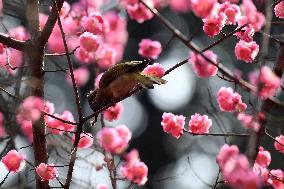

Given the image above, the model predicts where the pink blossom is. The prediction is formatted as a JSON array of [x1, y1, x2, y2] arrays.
[[138, 39, 162, 59], [120, 161, 148, 186], [142, 63, 165, 78], [96, 184, 108, 189], [66, 67, 90, 87], [257, 66, 281, 99], [75, 47, 95, 64], [44, 101, 55, 115], [191, 0, 217, 18], [161, 112, 185, 139], [81, 12, 104, 35], [217, 87, 247, 112], [96, 48, 116, 69], [269, 169, 284, 189], [95, 73, 103, 89], [240, 0, 265, 32], [234, 40, 259, 63], [0, 43, 5, 54], [97, 125, 132, 154], [188, 113, 212, 134], [189, 50, 218, 78], [17, 96, 44, 123], [59, 1, 71, 17], [2, 150, 25, 173], [103, 102, 124, 121], [168, 0, 191, 13], [79, 32, 100, 52], [123, 149, 140, 164], [234, 25, 255, 42], [72, 133, 94, 149], [45, 111, 76, 135], [0, 112, 5, 137], [255, 147, 271, 168], [219, 2, 241, 25], [216, 144, 239, 170], [9, 26, 29, 41], [220, 0, 239, 3], [274, 135, 284, 154], [203, 12, 227, 37], [274, 1, 284, 19], [36, 163, 59, 181], [237, 113, 260, 131], [127, 3, 154, 23]]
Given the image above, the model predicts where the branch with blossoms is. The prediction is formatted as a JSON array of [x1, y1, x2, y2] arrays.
[[1, 0, 284, 189]]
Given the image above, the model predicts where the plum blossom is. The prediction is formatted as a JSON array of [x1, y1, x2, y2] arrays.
[[255, 147, 271, 168], [2, 150, 25, 173], [79, 32, 100, 52], [218, 2, 241, 25], [274, 135, 284, 154], [17, 96, 44, 123], [97, 125, 132, 154], [142, 63, 165, 78], [191, 0, 217, 18], [66, 67, 90, 87], [103, 102, 124, 121], [72, 133, 94, 149], [161, 112, 185, 139], [234, 25, 255, 42], [216, 145, 262, 189], [81, 12, 104, 35], [120, 150, 148, 186], [188, 113, 212, 134], [189, 50, 218, 78], [96, 48, 117, 69], [274, 1, 284, 19], [217, 87, 247, 112], [45, 111, 76, 135], [203, 12, 227, 37], [235, 40, 259, 63], [36, 163, 59, 181], [127, 2, 154, 23], [75, 47, 95, 64], [168, 0, 191, 13], [237, 113, 260, 131], [138, 39, 162, 59], [269, 169, 284, 189]]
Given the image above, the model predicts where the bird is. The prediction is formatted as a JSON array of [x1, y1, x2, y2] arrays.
[[87, 59, 167, 113]]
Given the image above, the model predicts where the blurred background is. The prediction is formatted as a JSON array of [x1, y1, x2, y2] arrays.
[[0, 0, 284, 188]]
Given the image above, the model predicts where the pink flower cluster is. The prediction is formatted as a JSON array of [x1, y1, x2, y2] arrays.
[[162, 112, 213, 138], [2, 150, 25, 173], [249, 66, 281, 99], [45, 110, 76, 135], [138, 39, 162, 59], [189, 50, 218, 78], [188, 113, 212, 134], [97, 125, 132, 154], [36, 163, 59, 181], [72, 133, 94, 149], [274, 135, 284, 154], [217, 144, 262, 189], [274, 1, 284, 19], [120, 149, 148, 186], [142, 63, 165, 78], [237, 113, 260, 131], [234, 40, 259, 63], [126, 1, 154, 23], [217, 87, 247, 112], [103, 102, 124, 122], [161, 112, 185, 139], [17, 96, 44, 123], [66, 67, 90, 87]]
